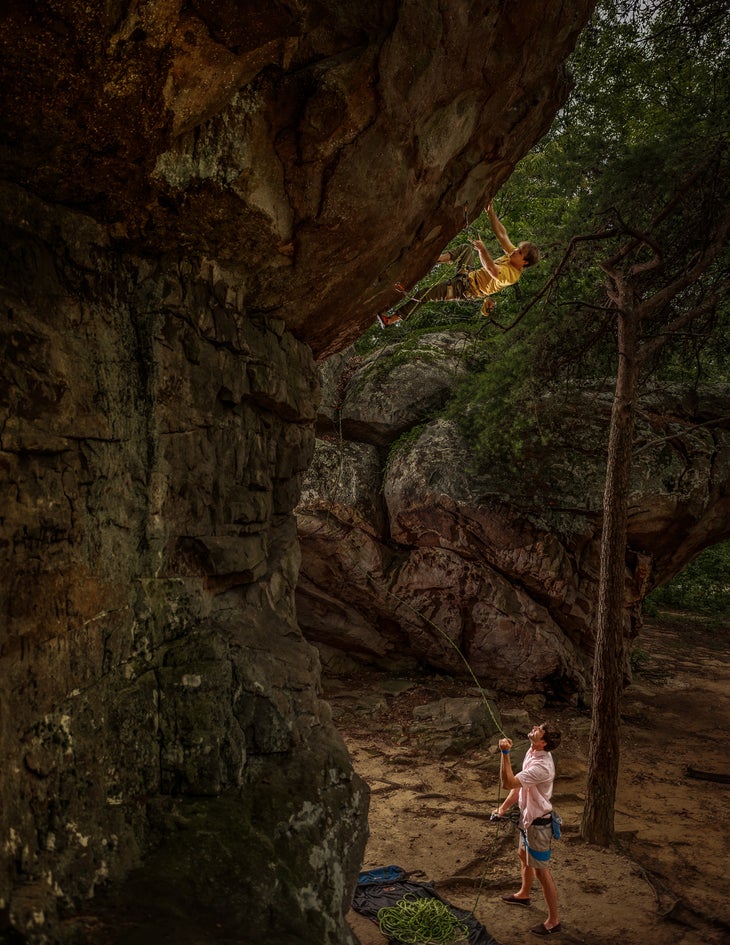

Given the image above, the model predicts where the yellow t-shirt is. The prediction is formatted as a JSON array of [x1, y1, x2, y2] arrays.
[[468, 244, 522, 299]]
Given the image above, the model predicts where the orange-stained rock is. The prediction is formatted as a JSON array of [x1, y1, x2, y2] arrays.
[[0, 0, 592, 356]]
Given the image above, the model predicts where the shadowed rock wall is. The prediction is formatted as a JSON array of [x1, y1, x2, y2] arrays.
[[0, 1, 595, 942], [1, 185, 367, 944]]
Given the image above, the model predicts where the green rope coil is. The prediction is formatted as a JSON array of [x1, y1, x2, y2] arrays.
[[377, 894, 470, 945]]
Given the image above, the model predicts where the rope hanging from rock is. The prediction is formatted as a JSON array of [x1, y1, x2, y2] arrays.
[[389, 203, 481, 320], [317, 473, 517, 915], [377, 894, 471, 944], [363, 570, 507, 739]]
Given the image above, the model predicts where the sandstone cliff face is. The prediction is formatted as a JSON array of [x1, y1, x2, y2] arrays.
[[1, 185, 367, 944], [0, 0, 592, 359], [297, 340, 730, 696], [0, 2, 595, 942]]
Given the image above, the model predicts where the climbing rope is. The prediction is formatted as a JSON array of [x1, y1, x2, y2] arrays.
[[385, 200, 533, 334], [363, 570, 507, 738], [359, 563, 524, 917], [386, 203, 482, 323], [309, 359, 524, 916], [377, 894, 470, 944]]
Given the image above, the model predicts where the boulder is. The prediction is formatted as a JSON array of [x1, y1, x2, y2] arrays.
[[410, 695, 502, 755], [297, 345, 730, 698]]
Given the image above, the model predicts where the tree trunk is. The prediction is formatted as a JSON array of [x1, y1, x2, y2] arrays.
[[581, 303, 640, 845]]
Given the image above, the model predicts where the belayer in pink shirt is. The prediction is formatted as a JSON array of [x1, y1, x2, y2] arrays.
[[493, 722, 563, 937]]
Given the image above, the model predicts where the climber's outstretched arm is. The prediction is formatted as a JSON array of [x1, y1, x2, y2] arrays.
[[486, 202, 515, 254], [471, 238, 500, 278]]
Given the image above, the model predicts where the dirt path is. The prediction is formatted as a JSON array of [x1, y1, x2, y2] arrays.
[[327, 614, 730, 945]]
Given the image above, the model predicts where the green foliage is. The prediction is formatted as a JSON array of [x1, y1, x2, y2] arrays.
[[383, 423, 427, 489], [387, 423, 426, 459], [353, 293, 483, 357], [441, 0, 730, 475], [443, 332, 542, 471], [647, 540, 730, 615], [357, 2, 730, 489]]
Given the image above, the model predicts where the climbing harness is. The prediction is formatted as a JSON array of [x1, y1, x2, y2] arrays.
[[383, 202, 485, 325]]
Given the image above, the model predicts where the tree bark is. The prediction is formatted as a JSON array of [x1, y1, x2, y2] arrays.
[[581, 301, 640, 845], [578, 151, 729, 846]]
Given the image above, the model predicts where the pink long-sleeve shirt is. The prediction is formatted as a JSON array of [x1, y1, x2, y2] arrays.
[[516, 747, 555, 827]]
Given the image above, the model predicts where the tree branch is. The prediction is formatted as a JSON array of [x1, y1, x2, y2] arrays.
[[633, 415, 730, 457], [637, 201, 730, 323], [602, 164, 707, 272], [639, 282, 729, 363], [493, 229, 618, 332], [604, 206, 664, 274]]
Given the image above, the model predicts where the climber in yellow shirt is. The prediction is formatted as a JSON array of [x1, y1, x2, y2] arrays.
[[378, 203, 540, 327]]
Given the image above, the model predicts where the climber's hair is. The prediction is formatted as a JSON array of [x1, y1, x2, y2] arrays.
[[519, 241, 540, 268], [539, 723, 561, 752]]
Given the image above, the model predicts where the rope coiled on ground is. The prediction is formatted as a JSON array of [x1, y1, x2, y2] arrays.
[[377, 894, 470, 944]]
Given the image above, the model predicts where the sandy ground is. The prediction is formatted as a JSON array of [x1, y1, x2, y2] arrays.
[[325, 614, 730, 945]]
